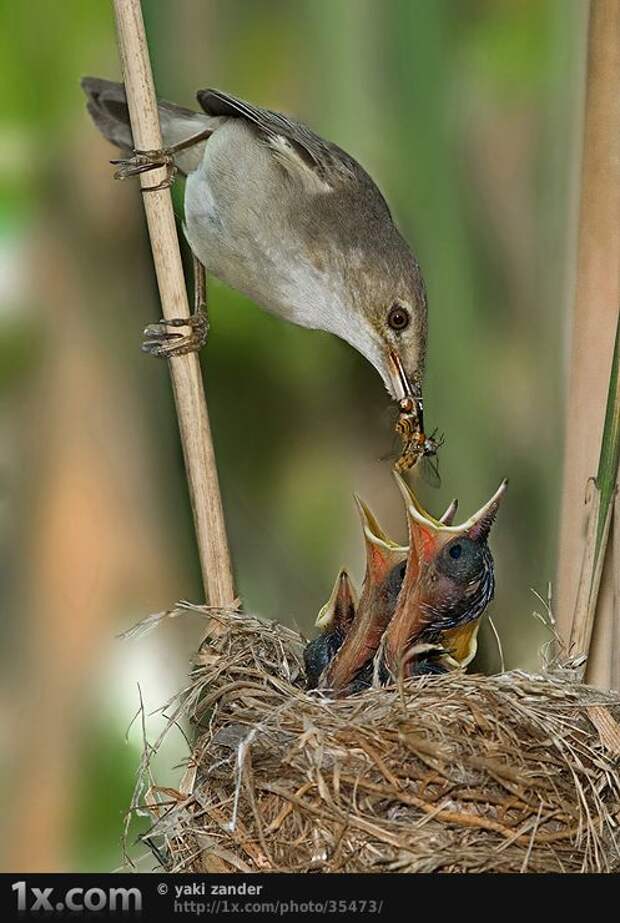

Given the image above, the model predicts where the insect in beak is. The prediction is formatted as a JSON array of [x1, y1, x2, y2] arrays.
[[387, 353, 444, 478], [393, 396, 444, 481]]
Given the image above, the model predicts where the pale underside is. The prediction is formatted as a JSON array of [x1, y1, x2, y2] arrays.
[[183, 119, 387, 389]]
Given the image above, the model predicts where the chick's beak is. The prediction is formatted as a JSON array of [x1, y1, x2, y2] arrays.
[[462, 479, 508, 542], [315, 568, 358, 632], [440, 498, 459, 526], [320, 496, 405, 693], [355, 495, 407, 583], [383, 476, 439, 668], [403, 476, 508, 542]]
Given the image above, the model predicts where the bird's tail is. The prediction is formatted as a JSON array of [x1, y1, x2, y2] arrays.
[[81, 76, 213, 174]]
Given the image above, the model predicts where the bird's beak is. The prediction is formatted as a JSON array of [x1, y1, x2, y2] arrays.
[[315, 568, 358, 631], [354, 495, 407, 583], [319, 496, 406, 693], [388, 349, 420, 407], [385, 473, 507, 677], [441, 622, 481, 669], [384, 476, 434, 653], [439, 497, 459, 526], [460, 479, 509, 542], [401, 474, 508, 553]]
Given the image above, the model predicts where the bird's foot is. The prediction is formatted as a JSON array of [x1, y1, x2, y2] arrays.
[[142, 308, 209, 358], [111, 148, 178, 191]]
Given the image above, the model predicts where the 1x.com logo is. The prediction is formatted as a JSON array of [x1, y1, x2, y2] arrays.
[[12, 880, 142, 912]]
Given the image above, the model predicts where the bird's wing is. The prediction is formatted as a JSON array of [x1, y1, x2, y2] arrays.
[[197, 88, 355, 191]]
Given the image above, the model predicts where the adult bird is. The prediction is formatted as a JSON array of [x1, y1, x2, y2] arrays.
[[81, 78, 428, 406]]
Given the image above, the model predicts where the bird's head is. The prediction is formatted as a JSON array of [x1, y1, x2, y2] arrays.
[[323, 230, 428, 404], [314, 568, 357, 633], [385, 472, 507, 678], [376, 292, 427, 404], [304, 569, 357, 689]]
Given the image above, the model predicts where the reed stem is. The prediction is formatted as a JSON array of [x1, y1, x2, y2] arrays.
[[111, 0, 235, 609], [556, 0, 620, 684]]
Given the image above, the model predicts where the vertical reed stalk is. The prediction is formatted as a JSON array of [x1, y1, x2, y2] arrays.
[[557, 0, 620, 685], [111, 0, 235, 609], [568, 319, 620, 673]]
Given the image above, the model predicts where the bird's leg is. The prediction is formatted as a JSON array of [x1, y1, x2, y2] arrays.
[[111, 127, 213, 192], [142, 255, 209, 358]]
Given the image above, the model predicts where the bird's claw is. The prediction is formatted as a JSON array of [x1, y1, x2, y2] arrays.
[[141, 310, 209, 358], [111, 148, 178, 191]]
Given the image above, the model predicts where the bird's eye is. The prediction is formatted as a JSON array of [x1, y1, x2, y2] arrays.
[[388, 304, 410, 331], [384, 559, 407, 604], [439, 537, 486, 582]]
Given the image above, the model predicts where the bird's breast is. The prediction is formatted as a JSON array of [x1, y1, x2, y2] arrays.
[[184, 163, 349, 332]]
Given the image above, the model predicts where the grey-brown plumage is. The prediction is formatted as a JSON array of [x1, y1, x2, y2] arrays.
[[82, 77, 428, 400]]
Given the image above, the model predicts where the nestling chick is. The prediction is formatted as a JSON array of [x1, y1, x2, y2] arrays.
[[316, 494, 457, 694], [303, 569, 357, 689], [318, 498, 406, 693], [384, 473, 507, 680], [302, 471, 505, 696]]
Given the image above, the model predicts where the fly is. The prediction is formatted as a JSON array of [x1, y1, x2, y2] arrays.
[[392, 396, 443, 486]]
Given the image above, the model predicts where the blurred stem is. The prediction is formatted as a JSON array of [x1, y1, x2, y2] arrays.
[[556, 0, 620, 685], [569, 316, 620, 669], [595, 320, 620, 551]]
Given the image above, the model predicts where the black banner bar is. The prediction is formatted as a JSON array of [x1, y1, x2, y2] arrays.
[[0, 872, 605, 918]]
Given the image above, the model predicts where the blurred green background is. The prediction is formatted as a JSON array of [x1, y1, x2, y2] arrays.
[[0, 0, 584, 870]]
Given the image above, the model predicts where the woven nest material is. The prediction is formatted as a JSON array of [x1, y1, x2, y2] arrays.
[[130, 605, 620, 873]]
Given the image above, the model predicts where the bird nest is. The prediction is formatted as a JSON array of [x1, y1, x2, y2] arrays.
[[128, 605, 620, 874]]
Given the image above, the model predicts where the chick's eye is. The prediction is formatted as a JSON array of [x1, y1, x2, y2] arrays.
[[439, 538, 485, 582], [388, 304, 410, 331], [384, 559, 407, 603]]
